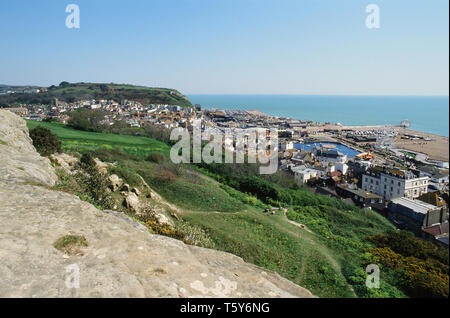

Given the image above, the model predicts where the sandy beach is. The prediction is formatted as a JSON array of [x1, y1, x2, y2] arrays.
[[305, 124, 449, 162]]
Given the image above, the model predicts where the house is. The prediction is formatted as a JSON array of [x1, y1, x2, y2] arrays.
[[418, 166, 449, 188], [336, 183, 384, 210], [291, 165, 323, 184], [362, 167, 429, 200], [422, 222, 449, 248], [388, 197, 449, 235], [291, 151, 315, 165]]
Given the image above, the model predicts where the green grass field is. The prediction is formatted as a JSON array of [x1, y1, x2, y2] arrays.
[[183, 208, 353, 297], [26, 120, 170, 158]]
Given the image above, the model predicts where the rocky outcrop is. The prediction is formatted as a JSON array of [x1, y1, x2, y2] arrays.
[[0, 110, 314, 298], [50, 153, 78, 175], [0, 111, 58, 187], [124, 192, 141, 214], [107, 174, 123, 192]]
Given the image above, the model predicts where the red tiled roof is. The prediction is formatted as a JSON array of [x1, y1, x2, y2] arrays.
[[423, 223, 449, 236]]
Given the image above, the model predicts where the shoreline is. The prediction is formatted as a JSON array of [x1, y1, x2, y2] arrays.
[[245, 110, 449, 162], [309, 124, 449, 162]]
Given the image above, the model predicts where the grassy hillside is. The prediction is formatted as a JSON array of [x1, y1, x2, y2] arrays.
[[26, 120, 170, 158], [0, 82, 192, 108], [26, 120, 409, 298]]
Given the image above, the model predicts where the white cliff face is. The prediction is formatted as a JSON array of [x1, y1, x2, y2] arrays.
[[0, 110, 58, 187], [0, 110, 313, 298]]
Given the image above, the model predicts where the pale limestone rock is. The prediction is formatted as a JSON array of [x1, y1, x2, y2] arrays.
[[131, 187, 141, 196], [0, 110, 58, 186], [124, 193, 141, 214], [108, 174, 123, 192], [94, 158, 109, 175], [50, 153, 78, 175]]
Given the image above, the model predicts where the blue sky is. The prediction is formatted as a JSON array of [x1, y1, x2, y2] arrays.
[[0, 0, 448, 95]]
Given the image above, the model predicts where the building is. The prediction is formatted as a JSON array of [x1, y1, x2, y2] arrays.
[[422, 223, 449, 248], [418, 166, 449, 188], [314, 148, 347, 165], [291, 165, 323, 184], [388, 197, 448, 235], [336, 183, 385, 210], [362, 167, 429, 200], [280, 141, 294, 151]]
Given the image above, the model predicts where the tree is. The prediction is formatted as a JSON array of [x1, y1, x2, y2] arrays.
[[99, 84, 109, 92], [68, 108, 108, 132], [29, 126, 62, 156]]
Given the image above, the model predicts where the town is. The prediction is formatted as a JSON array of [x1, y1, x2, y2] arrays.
[[4, 98, 449, 248]]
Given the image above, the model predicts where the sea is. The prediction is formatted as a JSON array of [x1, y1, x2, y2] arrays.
[[188, 95, 449, 137]]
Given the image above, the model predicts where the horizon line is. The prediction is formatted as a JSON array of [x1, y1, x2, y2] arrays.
[[186, 93, 450, 97]]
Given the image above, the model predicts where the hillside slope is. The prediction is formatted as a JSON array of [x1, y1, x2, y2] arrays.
[[0, 110, 313, 298], [0, 82, 192, 108]]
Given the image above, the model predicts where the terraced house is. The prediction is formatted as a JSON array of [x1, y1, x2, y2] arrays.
[[362, 167, 429, 201]]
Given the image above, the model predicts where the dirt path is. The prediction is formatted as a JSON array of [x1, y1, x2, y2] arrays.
[[282, 208, 313, 233]]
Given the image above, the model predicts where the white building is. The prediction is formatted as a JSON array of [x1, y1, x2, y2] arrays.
[[362, 167, 429, 201], [291, 165, 324, 184], [280, 141, 294, 152]]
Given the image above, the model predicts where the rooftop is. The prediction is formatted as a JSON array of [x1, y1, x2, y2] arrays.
[[391, 197, 438, 214]]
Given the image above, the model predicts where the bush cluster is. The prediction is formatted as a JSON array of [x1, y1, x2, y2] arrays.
[[147, 152, 166, 164], [29, 126, 62, 156], [369, 232, 449, 298]]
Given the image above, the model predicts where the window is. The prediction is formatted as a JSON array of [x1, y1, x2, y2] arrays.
[[398, 182, 401, 186]]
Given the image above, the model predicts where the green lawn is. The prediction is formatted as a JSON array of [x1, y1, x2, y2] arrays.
[[184, 207, 353, 298], [26, 120, 170, 158]]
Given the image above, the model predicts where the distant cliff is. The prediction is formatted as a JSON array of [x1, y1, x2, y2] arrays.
[[0, 82, 192, 108], [0, 110, 313, 298]]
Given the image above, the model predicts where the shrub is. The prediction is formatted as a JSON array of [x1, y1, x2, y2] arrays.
[[79, 153, 96, 170], [371, 247, 449, 298], [368, 231, 449, 265], [75, 153, 114, 209], [29, 126, 62, 156], [68, 108, 108, 132], [143, 216, 189, 243], [147, 152, 166, 164], [156, 169, 177, 183]]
